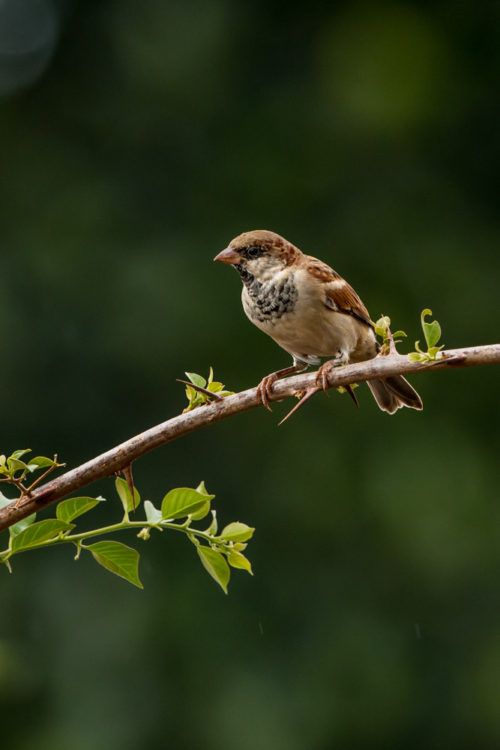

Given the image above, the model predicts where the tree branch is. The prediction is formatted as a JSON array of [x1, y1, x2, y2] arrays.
[[1, 343, 498, 532]]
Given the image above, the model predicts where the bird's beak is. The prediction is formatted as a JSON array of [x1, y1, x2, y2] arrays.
[[214, 246, 241, 265]]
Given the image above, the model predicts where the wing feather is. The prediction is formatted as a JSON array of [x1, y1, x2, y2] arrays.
[[304, 256, 373, 329]]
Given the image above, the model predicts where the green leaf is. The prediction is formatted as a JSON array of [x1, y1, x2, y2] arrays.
[[204, 510, 218, 536], [0, 492, 37, 538], [414, 340, 425, 354], [374, 316, 391, 337], [10, 449, 31, 460], [408, 352, 425, 362], [392, 330, 407, 339], [421, 309, 441, 349], [26, 456, 57, 472], [185, 372, 207, 388], [185, 385, 196, 402], [428, 346, 444, 359], [7, 458, 29, 475], [220, 522, 255, 542], [87, 541, 143, 588], [9, 514, 37, 540], [227, 549, 253, 574], [161, 487, 215, 520], [56, 496, 103, 523], [197, 546, 230, 593], [115, 476, 141, 513], [144, 500, 163, 524], [11, 519, 74, 552], [0, 491, 13, 510], [189, 502, 211, 521], [195, 481, 213, 497], [207, 381, 224, 392]]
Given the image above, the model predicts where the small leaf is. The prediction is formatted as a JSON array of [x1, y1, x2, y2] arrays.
[[0, 492, 36, 540], [115, 476, 141, 513], [227, 549, 253, 575], [87, 541, 143, 588], [197, 546, 230, 593], [220, 522, 255, 542], [392, 330, 407, 339], [161, 487, 214, 520], [0, 492, 13, 510], [189, 502, 211, 521], [185, 385, 196, 402], [208, 366, 214, 384], [26, 456, 57, 472], [204, 510, 218, 536], [421, 308, 441, 349], [7, 458, 29, 475], [11, 519, 74, 552], [144, 500, 163, 524], [207, 382, 224, 392], [185, 372, 207, 388], [10, 449, 31, 460], [9, 513, 37, 539], [414, 340, 425, 354], [56, 496, 103, 523], [374, 316, 391, 337], [408, 352, 425, 362], [428, 346, 444, 360], [195, 481, 213, 498]]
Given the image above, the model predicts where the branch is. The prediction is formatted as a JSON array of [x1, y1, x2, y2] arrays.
[[1, 343, 498, 532]]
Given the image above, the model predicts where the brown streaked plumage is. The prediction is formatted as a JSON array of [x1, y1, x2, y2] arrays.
[[214, 230, 423, 416]]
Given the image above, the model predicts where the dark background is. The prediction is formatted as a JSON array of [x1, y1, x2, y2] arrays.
[[1, 1, 499, 747]]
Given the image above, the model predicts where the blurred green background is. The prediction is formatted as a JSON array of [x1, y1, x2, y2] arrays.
[[1, 1, 499, 747]]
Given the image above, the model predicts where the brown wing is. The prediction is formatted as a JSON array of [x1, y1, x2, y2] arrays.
[[304, 256, 373, 329]]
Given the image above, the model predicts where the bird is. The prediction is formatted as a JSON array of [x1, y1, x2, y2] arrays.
[[214, 229, 423, 416]]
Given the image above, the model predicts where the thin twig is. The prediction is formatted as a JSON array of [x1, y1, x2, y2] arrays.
[[176, 379, 224, 401], [0, 343, 498, 532]]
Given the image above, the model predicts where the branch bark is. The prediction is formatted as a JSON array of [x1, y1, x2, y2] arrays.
[[1, 343, 499, 532]]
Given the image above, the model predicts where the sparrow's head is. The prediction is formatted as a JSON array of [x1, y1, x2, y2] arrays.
[[214, 230, 300, 281]]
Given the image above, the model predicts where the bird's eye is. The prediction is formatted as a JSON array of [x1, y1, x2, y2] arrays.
[[247, 246, 261, 258]]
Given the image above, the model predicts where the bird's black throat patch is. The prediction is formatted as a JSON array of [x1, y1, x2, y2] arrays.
[[236, 265, 298, 322]]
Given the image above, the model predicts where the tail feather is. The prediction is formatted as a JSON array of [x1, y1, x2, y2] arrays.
[[367, 376, 423, 415]]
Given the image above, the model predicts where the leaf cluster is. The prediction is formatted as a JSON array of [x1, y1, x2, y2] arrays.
[[0, 449, 64, 495], [373, 315, 407, 354], [408, 309, 444, 362], [0, 472, 254, 592], [182, 368, 234, 411]]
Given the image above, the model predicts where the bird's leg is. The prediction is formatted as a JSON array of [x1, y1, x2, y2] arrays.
[[256, 363, 307, 411]]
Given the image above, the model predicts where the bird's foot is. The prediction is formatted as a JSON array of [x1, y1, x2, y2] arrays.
[[315, 358, 358, 408], [256, 373, 279, 412], [255, 363, 307, 412], [315, 359, 341, 395]]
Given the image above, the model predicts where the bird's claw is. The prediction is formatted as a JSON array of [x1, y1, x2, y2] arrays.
[[315, 359, 358, 408], [315, 361, 336, 394], [256, 375, 277, 411]]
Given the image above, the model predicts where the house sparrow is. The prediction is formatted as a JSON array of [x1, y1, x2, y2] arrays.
[[214, 230, 423, 415]]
